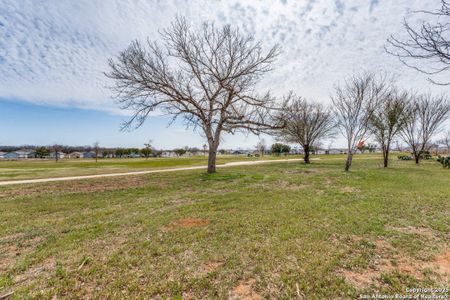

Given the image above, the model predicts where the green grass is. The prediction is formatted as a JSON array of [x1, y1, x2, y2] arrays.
[[0, 155, 448, 299], [0, 155, 304, 181]]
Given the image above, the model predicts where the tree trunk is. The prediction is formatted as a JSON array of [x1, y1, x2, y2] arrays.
[[383, 150, 389, 168], [382, 144, 389, 168], [415, 155, 420, 164], [303, 145, 310, 164], [207, 143, 219, 173], [345, 151, 353, 171]]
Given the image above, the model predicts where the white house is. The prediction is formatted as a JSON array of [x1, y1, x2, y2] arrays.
[[67, 152, 83, 159], [49, 151, 66, 159], [161, 151, 176, 158], [4, 150, 36, 159], [326, 149, 344, 155]]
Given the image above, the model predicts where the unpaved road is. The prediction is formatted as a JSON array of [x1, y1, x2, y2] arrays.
[[0, 158, 305, 186]]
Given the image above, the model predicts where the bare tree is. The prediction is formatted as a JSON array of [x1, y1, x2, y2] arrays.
[[93, 141, 100, 163], [144, 139, 153, 159], [401, 94, 450, 163], [106, 17, 282, 173], [53, 144, 61, 163], [256, 138, 267, 156], [277, 95, 335, 163], [386, 1, 450, 85], [437, 130, 450, 153], [331, 72, 388, 171], [369, 88, 412, 167]]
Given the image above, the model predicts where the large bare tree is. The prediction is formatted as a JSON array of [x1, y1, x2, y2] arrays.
[[386, 1, 450, 85], [331, 72, 388, 171], [400, 94, 450, 164], [277, 95, 335, 163], [106, 18, 281, 173], [369, 88, 412, 167]]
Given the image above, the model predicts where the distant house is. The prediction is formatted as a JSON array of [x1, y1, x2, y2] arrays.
[[129, 152, 141, 158], [232, 150, 244, 155], [315, 149, 326, 155], [49, 151, 66, 159], [161, 151, 176, 158], [83, 151, 97, 159], [0, 151, 5, 159], [4, 150, 36, 159], [68, 152, 83, 159], [326, 149, 344, 155]]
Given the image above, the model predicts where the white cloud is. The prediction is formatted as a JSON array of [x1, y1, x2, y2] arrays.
[[0, 0, 446, 114]]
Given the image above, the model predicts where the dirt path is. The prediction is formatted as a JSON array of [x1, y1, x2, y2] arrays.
[[0, 158, 306, 186]]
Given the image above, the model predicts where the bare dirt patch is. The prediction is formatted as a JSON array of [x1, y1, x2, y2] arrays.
[[229, 279, 262, 300]]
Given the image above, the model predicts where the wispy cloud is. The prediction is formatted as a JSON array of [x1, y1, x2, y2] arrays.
[[0, 0, 444, 113]]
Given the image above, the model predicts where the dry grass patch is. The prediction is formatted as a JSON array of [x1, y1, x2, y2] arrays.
[[275, 180, 308, 191], [0, 176, 154, 199], [13, 258, 55, 286], [339, 238, 449, 288], [0, 234, 45, 273], [340, 186, 360, 193], [161, 218, 210, 232], [194, 260, 225, 277], [386, 226, 438, 239]]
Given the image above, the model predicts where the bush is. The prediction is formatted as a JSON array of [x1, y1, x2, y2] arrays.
[[397, 155, 412, 160], [418, 150, 432, 160], [271, 143, 291, 156], [437, 156, 450, 168]]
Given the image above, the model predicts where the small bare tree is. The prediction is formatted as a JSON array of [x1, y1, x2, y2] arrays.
[[386, 1, 450, 85], [53, 144, 61, 163], [106, 17, 282, 173], [256, 138, 267, 156], [93, 141, 100, 163], [144, 139, 153, 159], [277, 95, 335, 163], [331, 72, 387, 171], [369, 88, 412, 167], [400, 94, 450, 163], [437, 130, 450, 153]]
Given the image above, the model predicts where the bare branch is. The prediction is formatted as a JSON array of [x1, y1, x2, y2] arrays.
[[386, 1, 450, 84], [275, 94, 335, 163], [105, 17, 282, 173]]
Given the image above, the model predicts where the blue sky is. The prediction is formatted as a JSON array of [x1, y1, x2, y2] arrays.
[[0, 100, 262, 149], [0, 0, 447, 148]]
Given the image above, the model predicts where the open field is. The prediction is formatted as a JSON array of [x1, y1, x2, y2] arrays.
[[0, 155, 301, 182], [0, 155, 449, 299]]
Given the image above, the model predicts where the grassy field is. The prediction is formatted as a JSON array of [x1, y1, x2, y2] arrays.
[[0, 155, 303, 181], [0, 155, 448, 299]]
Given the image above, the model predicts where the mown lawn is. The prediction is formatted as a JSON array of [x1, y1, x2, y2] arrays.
[[0, 155, 448, 299], [0, 155, 302, 181]]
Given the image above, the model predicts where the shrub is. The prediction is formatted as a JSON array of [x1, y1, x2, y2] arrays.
[[418, 150, 432, 160], [437, 155, 450, 168], [397, 155, 412, 160]]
